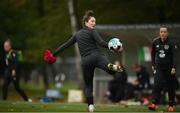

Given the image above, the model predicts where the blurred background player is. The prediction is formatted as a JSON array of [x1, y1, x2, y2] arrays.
[[131, 63, 151, 105], [106, 61, 134, 104], [148, 26, 178, 112], [2, 39, 31, 102], [106, 60, 127, 103], [44, 10, 123, 112], [132, 63, 151, 90]]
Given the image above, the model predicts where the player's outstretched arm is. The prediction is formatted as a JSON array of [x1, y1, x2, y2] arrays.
[[53, 36, 76, 56], [92, 29, 108, 48], [44, 36, 76, 64]]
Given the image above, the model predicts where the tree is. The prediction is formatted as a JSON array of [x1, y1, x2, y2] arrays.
[[67, 0, 82, 84], [37, 0, 45, 17]]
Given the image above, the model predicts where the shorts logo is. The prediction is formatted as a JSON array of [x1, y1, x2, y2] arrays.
[[164, 45, 169, 50], [156, 45, 159, 48]]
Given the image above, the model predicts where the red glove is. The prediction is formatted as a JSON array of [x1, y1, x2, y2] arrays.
[[44, 49, 56, 64]]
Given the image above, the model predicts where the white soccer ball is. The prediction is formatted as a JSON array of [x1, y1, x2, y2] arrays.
[[108, 38, 123, 52]]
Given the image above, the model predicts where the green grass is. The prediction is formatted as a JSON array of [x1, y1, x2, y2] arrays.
[[0, 81, 79, 102], [0, 101, 180, 112], [0, 82, 180, 112]]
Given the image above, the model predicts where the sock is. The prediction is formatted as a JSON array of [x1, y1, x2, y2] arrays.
[[87, 97, 94, 106]]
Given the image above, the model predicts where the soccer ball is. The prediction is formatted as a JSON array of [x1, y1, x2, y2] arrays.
[[108, 38, 123, 52]]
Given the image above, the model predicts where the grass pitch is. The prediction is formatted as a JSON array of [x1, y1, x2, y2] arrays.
[[0, 101, 180, 112]]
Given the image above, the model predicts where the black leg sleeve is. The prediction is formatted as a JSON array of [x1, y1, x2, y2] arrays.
[[152, 69, 164, 104], [82, 61, 95, 106], [12, 77, 28, 101], [165, 70, 176, 106], [2, 76, 11, 100]]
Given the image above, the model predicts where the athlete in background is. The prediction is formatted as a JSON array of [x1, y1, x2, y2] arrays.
[[44, 10, 123, 112], [149, 26, 178, 112]]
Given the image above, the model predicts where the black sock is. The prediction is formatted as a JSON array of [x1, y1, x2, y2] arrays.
[[87, 97, 93, 106]]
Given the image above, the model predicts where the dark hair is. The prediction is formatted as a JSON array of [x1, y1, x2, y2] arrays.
[[82, 10, 95, 26], [160, 25, 169, 31]]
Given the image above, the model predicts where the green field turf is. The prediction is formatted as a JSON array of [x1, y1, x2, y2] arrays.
[[0, 101, 180, 112]]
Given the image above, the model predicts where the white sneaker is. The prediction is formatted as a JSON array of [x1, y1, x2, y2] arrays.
[[88, 104, 94, 112]]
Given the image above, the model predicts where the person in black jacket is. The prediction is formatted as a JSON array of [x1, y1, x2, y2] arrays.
[[49, 10, 123, 112], [132, 63, 151, 90], [2, 39, 31, 102], [148, 26, 178, 112], [107, 61, 127, 103]]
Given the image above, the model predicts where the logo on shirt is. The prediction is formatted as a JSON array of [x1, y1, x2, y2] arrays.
[[159, 50, 165, 58], [156, 45, 159, 48], [164, 45, 169, 50]]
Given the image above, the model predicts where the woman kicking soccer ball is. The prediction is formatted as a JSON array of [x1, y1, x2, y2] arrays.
[[44, 10, 123, 112]]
